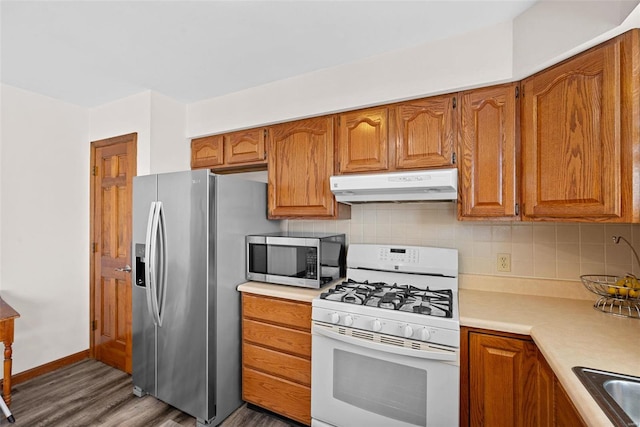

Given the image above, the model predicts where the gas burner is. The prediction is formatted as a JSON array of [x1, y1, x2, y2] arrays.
[[320, 279, 453, 318]]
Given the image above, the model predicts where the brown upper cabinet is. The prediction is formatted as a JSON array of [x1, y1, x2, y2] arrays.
[[392, 95, 457, 170], [189, 29, 640, 223], [336, 95, 457, 174], [337, 107, 389, 173], [191, 134, 224, 169], [267, 116, 349, 219], [458, 83, 520, 220], [191, 128, 267, 172], [521, 29, 640, 222]]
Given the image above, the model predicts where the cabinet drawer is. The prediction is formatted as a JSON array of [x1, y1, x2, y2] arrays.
[[243, 318, 311, 357], [243, 342, 310, 386], [243, 367, 311, 426], [242, 293, 311, 330]]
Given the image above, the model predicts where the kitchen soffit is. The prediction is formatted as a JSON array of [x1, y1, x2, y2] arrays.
[[0, 1, 537, 108]]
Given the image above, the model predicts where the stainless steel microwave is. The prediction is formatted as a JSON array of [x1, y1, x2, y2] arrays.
[[246, 232, 346, 288]]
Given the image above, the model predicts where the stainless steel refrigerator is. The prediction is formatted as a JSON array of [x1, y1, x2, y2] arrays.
[[131, 169, 280, 426]]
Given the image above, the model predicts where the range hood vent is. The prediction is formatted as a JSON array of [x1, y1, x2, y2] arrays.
[[330, 168, 458, 203]]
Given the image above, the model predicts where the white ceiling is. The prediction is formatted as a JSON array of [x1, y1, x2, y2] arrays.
[[1, 1, 538, 107]]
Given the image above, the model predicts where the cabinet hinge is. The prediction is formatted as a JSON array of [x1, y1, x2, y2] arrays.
[[515, 203, 520, 216], [452, 152, 456, 165], [92, 166, 98, 176], [91, 320, 97, 331], [452, 97, 457, 109], [263, 129, 267, 138], [515, 86, 520, 99], [92, 242, 98, 253]]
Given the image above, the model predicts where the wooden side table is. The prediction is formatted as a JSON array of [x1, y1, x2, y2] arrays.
[[0, 299, 19, 406]]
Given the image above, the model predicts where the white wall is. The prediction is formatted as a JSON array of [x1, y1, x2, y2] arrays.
[[513, 0, 640, 77], [89, 91, 152, 176], [150, 92, 188, 173], [0, 84, 90, 375], [89, 91, 188, 175], [188, 1, 640, 138], [187, 21, 514, 137]]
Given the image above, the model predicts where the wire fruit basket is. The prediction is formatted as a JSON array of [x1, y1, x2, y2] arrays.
[[580, 274, 640, 319]]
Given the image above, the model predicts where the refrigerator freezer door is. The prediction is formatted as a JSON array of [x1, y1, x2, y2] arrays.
[[132, 174, 159, 397]]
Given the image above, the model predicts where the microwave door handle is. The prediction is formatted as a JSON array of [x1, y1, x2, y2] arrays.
[[312, 324, 458, 362], [144, 202, 158, 325]]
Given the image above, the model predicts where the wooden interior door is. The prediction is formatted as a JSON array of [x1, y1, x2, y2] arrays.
[[90, 133, 137, 373]]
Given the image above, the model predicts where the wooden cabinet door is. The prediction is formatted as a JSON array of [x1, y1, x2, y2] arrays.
[[538, 351, 586, 427], [469, 332, 538, 427], [459, 83, 519, 220], [224, 128, 266, 166], [392, 95, 456, 169], [554, 378, 587, 427], [521, 30, 639, 221], [267, 116, 338, 218], [191, 135, 223, 169], [537, 351, 555, 427], [337, 107, 389, 173]]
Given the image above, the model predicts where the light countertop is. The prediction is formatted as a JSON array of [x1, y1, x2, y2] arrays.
[[238, 277, 640, 426], [460, 285, 639, 427], [237, 281, 334, 302]]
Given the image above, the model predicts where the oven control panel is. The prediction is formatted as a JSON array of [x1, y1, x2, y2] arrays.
[[378, 247, 419, 264], [347, 244, 458, 277]]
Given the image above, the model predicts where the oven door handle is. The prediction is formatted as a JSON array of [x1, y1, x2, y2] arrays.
[[313, 324, 458, 362]]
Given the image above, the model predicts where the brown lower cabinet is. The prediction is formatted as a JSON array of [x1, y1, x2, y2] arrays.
[[241, 293, 312, 426], [461, 327, 586, 427]]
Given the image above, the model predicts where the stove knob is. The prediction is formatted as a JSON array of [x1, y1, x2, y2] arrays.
[[344, 315, 353, 326], [372, 319, 382, 332], [420, 328, 431, 341], [402, 325, 414, 338], [329, 313, 340, 324]]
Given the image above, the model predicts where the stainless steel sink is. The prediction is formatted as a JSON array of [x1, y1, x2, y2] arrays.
[[573, 366, 640, 427]]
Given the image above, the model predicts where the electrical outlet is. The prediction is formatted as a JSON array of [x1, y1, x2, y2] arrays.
[[497, 253, 511, 272]]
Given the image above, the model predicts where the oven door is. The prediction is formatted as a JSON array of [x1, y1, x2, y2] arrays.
[[311, 322, 459, 427]]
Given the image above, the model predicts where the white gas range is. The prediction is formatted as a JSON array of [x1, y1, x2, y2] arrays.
[[311, 243, 459, 427]]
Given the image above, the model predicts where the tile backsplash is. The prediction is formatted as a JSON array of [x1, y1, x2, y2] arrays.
[[287, 202, 640, 281]]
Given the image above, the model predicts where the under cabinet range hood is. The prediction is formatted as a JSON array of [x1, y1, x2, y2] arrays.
[[330, 168, 458, 203]]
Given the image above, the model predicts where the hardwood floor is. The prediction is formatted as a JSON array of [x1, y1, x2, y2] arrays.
[[0, 359, 300, 427]]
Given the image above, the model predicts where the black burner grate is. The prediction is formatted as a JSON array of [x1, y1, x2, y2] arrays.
[[319, 279, 453, 318]]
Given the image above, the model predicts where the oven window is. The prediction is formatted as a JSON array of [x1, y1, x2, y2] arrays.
[[333, 349, 427, 426]]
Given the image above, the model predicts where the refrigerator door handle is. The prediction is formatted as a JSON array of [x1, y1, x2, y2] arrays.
[[149, 201, 164, 327], [155, 202, 168, 327], [144, 202, 158, 325]]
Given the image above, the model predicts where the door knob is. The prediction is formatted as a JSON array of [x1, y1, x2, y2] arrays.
[[115, 265, 132, 273]]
